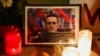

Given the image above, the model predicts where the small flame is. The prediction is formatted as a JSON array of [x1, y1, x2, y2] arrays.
[[59, 40, 62, 44]]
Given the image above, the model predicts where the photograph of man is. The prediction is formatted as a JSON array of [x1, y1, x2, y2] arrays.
[[26, 8, 77, 44], [34, 13, 60, 42]]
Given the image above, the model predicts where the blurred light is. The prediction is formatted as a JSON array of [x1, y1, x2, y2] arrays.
[[78, 29, 92, 56], [12, 48, 16, 52], [59, 40, 62, 44], [68, 39, 76, 44], [62, 46, 78, 56], [5, 25, 22, 55]]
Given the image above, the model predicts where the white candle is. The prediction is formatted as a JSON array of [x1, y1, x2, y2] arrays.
[[78, 29, 92, 56], [62, 46, 78, 56]]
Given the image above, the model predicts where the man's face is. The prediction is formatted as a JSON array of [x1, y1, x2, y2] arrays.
[[45, 16, 59, 33]]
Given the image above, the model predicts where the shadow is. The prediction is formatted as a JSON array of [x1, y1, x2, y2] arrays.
[[0, 40, 5, 54], [91, 39, 100, 55], [0, 27, 6, 55]]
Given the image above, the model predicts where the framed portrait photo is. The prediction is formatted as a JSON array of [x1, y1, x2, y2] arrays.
[[24, 5, 81, 45]]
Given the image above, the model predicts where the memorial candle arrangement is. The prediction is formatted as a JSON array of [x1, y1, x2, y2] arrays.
[[62, 29, 92, 56]]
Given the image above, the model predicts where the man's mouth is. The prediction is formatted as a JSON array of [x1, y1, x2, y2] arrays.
[[49, 28, 54, 30]]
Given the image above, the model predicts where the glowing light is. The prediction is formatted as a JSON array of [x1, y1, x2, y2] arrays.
[[78, 29, 92, 56], [59, 40, 62, 44], [5, 26, 22, 55], [12, 48, 16, 52], [62, 46, 78, 56], [68, 39, 76, 44]]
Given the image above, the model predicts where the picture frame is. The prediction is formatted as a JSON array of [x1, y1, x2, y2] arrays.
[[24, 5, 81, 45]]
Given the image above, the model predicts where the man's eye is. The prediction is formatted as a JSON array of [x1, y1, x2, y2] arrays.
[[47, 22, 56, 24]]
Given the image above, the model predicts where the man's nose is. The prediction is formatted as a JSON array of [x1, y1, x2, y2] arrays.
[[49, 23, 54, 26]]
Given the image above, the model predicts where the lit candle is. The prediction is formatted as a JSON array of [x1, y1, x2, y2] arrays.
[[5, 25, 22, 55], [62, 46, 78, 56], [78, 29, 92, 56]]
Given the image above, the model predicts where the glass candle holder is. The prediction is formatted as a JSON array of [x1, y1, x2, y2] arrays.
[[78, 29, 92, 56], [5, 25, 22, 56], [62, 46, 78, 56]]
